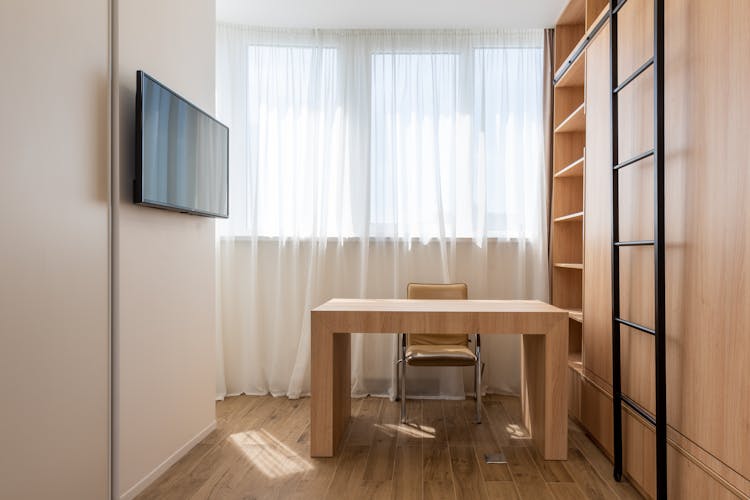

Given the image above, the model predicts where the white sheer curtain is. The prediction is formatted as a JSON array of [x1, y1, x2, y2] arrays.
[[215, 25, 548, 400]]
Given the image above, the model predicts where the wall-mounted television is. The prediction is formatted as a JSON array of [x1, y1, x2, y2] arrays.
[[135, 70, 229, 218]]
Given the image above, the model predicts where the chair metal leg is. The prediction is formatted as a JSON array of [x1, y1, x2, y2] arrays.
[[395, 334, 401, 401], [475, 339, 482, 424], [400, 336, 407, 423]]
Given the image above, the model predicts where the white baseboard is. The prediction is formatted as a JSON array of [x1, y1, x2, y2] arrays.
[[120, 420, 216, 500]]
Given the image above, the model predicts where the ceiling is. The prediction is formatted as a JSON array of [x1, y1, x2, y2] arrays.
[[216, 0, 568, 29]]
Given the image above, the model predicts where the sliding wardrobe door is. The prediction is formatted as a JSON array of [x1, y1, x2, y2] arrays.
[[579, 0, 750, 496], [664, 0, 750, 493], [0, 1, 110, 498]]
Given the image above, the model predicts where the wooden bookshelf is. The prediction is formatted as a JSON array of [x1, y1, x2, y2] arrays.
[[551, 0, 607, 422]]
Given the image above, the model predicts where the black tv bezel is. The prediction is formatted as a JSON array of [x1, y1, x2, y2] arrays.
[[135, 70, 229, 219]]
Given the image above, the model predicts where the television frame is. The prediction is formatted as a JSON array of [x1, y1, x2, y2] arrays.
[[134, 70, 229, 218]]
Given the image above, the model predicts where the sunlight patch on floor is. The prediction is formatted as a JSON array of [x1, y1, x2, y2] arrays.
[[374, 423, 436, 439], [230, 429, 313, 479], [505, 423, 531, 439]]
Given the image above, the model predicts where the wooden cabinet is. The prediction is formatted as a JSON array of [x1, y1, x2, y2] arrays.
[[572, 0, 750, 497]]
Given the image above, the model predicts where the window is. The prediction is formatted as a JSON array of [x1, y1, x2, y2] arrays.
[[217, 29, 544, 240]]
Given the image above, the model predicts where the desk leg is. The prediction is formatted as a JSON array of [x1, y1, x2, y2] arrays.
[[521, 318, 568, 460], [310, 322, 351, 457]]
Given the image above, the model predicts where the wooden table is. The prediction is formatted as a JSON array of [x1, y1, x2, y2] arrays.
[[310, 299, 569, 460]]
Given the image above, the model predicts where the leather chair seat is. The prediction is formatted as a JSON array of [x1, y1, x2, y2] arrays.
[[405, 344, 477, 366]]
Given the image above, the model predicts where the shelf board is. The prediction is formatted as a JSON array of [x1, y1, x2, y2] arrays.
[[567, 308, 584, 323], [554, 263, 584, 270], [554, 103, 585, 134], [568, 352, 583, 373], [554, 211, 584, 223], [557, 0, 585, 26], [555, 157, 585, 178], [555, 51, 585, 88], [554, 4, 609, 82]]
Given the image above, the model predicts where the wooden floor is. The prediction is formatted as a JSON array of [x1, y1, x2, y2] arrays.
[[137, 395, 643, 500]]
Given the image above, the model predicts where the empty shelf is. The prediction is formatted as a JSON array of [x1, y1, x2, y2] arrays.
[[556, 51, 585, 88], [568, 352, 583, 373], [555, 157, 584, 178], [555, 263, 583, 270], [555, 103, 586, 134], [554, 211, 584, 223]]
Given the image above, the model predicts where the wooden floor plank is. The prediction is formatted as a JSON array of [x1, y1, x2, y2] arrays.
[[423, 399, 448, 444], [483, 398, 529, 448], [449, 445, 489, 500], [423, 441, 453, 482], [462, 401, 513, 482], [548, 482, 588, 500], [443, 400, 473, 447], [363, 401, 398, 481], [485, 481, 521, 499], [393, 443, 423, 499], [568, 425, 643, 500], [347, 397, 383, 446], [136, 395, 643, 500], [513, 481, 556, 500], [526, 443, 574, 483], [565, 447, 619, 500], [325, 444, 370, 499], [424, 479, 457, 500]]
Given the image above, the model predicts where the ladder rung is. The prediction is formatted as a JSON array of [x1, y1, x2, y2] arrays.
[[614, 149, 654, 170], [621, 395, 657, 426], [614, 58, 654, 94], [615, 240, 655, 247], [616, 317, 656, 336]]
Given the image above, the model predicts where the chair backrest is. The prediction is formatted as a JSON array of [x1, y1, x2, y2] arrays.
[[406, 283, 469, 347]]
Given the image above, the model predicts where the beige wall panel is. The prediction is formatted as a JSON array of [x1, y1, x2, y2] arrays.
[[116, 0, 217, 497]]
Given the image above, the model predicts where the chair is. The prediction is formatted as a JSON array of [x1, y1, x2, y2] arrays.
[[396, 283, 483, 424]]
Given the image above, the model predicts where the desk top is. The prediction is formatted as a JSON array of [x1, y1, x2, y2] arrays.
[[313, 298, 565, 315]]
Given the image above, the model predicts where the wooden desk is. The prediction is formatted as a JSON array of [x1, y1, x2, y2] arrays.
[[310, 299, 569, 460]]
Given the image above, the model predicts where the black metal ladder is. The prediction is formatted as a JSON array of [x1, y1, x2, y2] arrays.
[[609, 0, 666, 498]]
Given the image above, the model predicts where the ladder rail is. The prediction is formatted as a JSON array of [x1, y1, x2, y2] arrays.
[[609, 0, 667, 497], [653, 0, 668, 496], [608, 0, 624, 482]]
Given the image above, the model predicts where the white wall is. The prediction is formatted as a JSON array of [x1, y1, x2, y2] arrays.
[[217, 0, 568, 28], [0, 1, 110, 499], [114, 0, 217, 498]]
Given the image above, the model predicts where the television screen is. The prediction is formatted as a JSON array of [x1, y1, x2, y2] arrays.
[[135, 71, 228, 218]]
